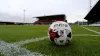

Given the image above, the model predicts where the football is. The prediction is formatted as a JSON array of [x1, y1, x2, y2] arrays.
[[48, 21, 72, 45]]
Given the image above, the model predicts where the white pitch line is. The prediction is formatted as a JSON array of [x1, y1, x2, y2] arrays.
[[81, 26, 100, 34], [72, 34, 100, 36], [0, 40, 48, 56], [13, 34, 100, 47], [13, 36, 48, 46], [0, 35, 100, 56]]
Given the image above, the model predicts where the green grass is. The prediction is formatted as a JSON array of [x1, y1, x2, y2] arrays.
[[21, 25, 100, 56], [0, 25, 49, 43], [0, 53, 4, 56], [84, 26, 100, 32], [23, 36, 100, 56], [71, 25, 97, 34], [0, 25, 100, 56], [0, 25, 97, 43]]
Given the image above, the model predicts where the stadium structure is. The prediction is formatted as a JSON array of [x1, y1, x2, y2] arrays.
[[0, 21, 15, 25], [33, 14, 67, 25], [0, 21, 32, 25], [84, 0, 100, 26]]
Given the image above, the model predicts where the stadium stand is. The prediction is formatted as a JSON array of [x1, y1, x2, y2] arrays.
[[0, 21, 15, 25], [84, 0, 100, 24], [33, 14, 67, 25]]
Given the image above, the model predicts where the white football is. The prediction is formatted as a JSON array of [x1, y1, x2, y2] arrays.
[[48, 21, 72, 45]]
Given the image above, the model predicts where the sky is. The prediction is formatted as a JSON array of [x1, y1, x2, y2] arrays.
[[0, 0, 99, 23]]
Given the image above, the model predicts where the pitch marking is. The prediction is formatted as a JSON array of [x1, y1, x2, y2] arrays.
[[73, 34, 100, 36], [13, 36, 48, 46], [0, 40, 48, 56], [81, 26, 100, 34], [0, 36, 48, 56]]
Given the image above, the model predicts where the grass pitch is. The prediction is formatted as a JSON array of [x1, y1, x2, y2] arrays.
[[0, 53, 3, 56], [71, 25, 97, 34], [0, 25, 49, 43], [0, 25, 100, 56], [23, 36, 100, 56], [84, 26, 100, 32]]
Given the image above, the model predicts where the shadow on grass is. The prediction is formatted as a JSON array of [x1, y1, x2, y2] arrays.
[[49, 41, 73, 48]]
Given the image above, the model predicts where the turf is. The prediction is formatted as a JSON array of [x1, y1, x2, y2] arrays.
[[0, 53, 4, 56], [84, 26, 100, 32], [0, 25, 49, 43], [23, 36, 100, 56], [21, 25, 100, 56], [71, 25, 97, 34], [0, 25, 97, 43], [0, 25, 100, 56]]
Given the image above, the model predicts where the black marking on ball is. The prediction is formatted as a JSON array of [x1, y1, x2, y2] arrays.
[[67, 32, 71, 38]]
